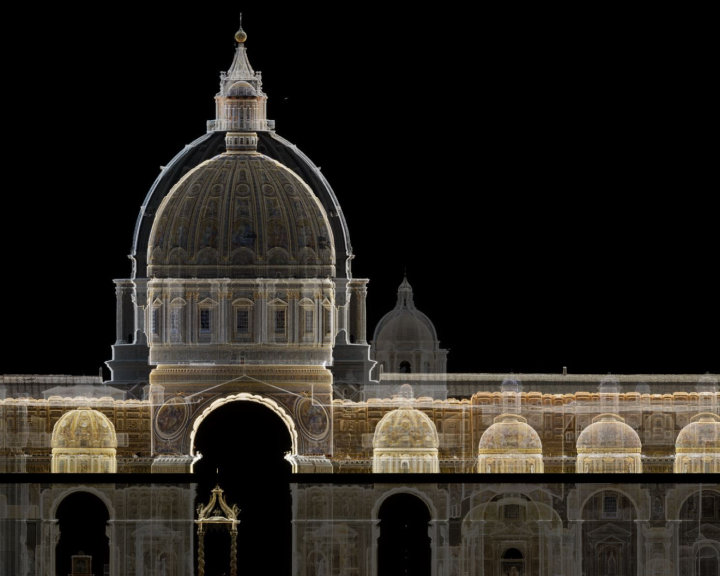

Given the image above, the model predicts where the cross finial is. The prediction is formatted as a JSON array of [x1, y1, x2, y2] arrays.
[[235, 12, 248, 43]]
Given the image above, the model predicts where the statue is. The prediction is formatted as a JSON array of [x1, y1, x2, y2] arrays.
[[155, 552, 167, 576], [607, 548, 617, 575]]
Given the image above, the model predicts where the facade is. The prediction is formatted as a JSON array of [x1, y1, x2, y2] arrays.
[[0, 17, 718, 476], [2, 481, 719, 575]]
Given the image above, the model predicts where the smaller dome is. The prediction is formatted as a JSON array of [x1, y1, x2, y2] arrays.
[[479, 414, 542, 453], [51, 408, 117, 449], [227, 81, 257, 97], [698, 375, 718, 393], [599, 375, 621, 391], [577, 414, 641, 453], [501, 378, 521, 393], [398, 384, 415, 399], [676, 413, 720, 452], [373, 409, 439, 449]]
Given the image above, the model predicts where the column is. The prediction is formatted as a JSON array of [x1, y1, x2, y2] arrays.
[[230, 527, 238, 576], [133, 278, 149, 345], [115, 284, 126, 344], [348, 279, 369, 344], [198, 526, 205, 576], [334, 278, 350, 344]]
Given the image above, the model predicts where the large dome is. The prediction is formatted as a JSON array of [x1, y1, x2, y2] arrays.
[[51, 408, 117, 449], [148, 152, 335, 279], [577, 413, 641, 453], [133, 131, 352, 279]]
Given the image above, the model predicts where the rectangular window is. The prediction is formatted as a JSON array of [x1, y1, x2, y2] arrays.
[[603, 495, 618, 518], [236, 309, 250, 334], [200, 309, 212, 334], [504, 505, 519, 519], [324, 308, 332, 335], [171, 309, 181, 334], [304, 309, 314, 335], [151, 309, 160, 336], [702, 496, 715, 518], [273, 309, 286, 335]]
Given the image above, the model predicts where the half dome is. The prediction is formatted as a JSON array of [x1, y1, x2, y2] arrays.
[[676, 413, 720, 451], [51, 408, 118, 473], [576, 413, 642, 473], [372, 408, 439, 473], [478, 414, 544, 473], [577, 413, 641, 453], [373, 408, 439, 450], [675, 413, 720, 473], [479, 414, 542, 452], [51, 408, 117, 449]]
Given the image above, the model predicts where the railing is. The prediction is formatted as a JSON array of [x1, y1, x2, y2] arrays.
[[207, 119, 271, 132]]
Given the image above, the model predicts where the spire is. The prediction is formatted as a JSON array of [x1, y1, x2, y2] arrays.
[[396, 274, 415, 308], [209, 14, 273, 133], [235, 12, 248, 43], [227, 13, 256, 82]]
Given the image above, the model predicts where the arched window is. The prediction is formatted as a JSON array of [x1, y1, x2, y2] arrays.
[[698, 546, 719, 576], [399, 361, 412, 374]]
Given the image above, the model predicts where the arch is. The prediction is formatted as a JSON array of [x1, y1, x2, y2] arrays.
[[371, 487, 437, 521], [188, 392, 299, 466], [579, 486, 642, 517], [53, 489, 112, 576], [376, 491, 433, 576], [502, 547, 524, 559], [677, 488, 720, 518], [463, 495, 563, 526], [50, 485, 115, 520]]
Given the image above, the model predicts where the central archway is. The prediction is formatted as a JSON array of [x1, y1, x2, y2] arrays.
[[188, 392, 299, 470], [376, 492, 432, 576], [192, 398, 294, 576]]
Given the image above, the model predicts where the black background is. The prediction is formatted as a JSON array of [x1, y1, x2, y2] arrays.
[[0, 7, 716, 374], [1, 7, 716, 574]]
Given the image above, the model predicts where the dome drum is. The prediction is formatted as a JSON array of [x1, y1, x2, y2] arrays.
[[146, 278, 334, 366]]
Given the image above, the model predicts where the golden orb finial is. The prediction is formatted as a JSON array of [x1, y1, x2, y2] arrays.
[[235, 12, 247, 43]]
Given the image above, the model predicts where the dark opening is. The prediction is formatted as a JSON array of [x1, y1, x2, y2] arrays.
[[193, 401, 293, 575], [55, 492, 110, 576], [377, 493, 431, 576], [399, 361, 412, 373], [502, 548, 524, 559]]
